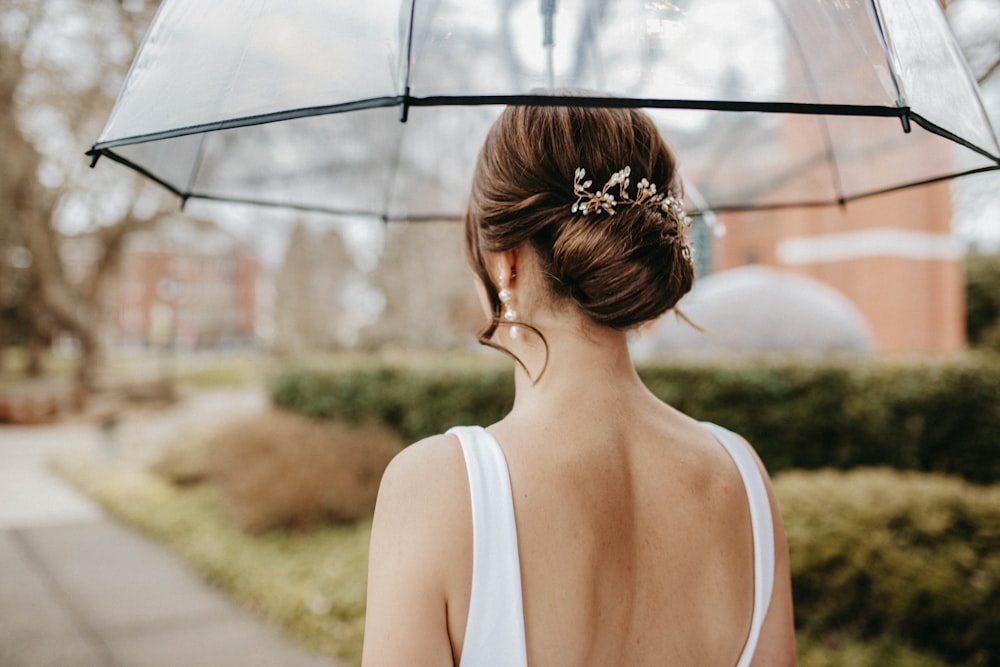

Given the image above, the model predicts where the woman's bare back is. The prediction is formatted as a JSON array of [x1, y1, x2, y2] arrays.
[[445, 399, 759, 665]]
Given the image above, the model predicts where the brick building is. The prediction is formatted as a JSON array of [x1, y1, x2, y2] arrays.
[[698, 0, 967, 355], [64, 217, 261, 350], [710, 182, 964, 354]]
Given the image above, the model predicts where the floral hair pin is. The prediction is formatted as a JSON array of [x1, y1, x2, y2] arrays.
[[571, 166, 694, 258], [572, 166, 688, 220]]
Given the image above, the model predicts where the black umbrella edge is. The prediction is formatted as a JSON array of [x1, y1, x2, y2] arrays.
[[86, 96, 916, 154], [90, 141, 999, 221]]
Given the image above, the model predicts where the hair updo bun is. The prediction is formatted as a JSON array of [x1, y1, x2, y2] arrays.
[[547, 199, 693, 328], [465, 103, 694, 337]]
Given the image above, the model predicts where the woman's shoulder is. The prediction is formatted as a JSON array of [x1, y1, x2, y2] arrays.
[[377, 431, 469, 511], [698, 421, 773, 481], [364, 431, 475, 664], [369, 430, 473, 591]]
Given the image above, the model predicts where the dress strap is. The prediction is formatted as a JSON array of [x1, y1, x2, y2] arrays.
[[447, 426, 528, 667], [701, 422, 775, 667]]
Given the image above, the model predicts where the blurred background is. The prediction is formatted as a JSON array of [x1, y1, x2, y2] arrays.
[[2, 0, 998, 406], [1, 2, 999, 667]]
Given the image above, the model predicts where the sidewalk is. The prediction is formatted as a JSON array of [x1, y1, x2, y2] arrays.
[[0, 391, 346, 667]]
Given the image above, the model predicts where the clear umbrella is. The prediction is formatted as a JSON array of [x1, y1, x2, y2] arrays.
[[88, 0, 1000, 220]]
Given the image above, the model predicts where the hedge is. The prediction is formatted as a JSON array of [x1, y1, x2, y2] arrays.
[[270, 365, 514, 441], [637, 357, 1000, 484], [270, 356, 1000, 483], [777, 468, 999, 666], [966, 250, 1000, 351]]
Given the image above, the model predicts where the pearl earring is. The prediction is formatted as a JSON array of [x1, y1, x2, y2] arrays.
[[498, 279, 519, 340]]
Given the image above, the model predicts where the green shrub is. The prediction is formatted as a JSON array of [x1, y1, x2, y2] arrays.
[[270, 356, 1000, 482], [966, 250, 1000, 352], [638, 357, 1000, 483], [796, 634, 951, 667], [776, 469, 1000, 666], [271, 366, 515, 443]]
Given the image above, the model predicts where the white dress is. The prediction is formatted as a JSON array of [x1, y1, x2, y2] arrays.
[[447, 423, 775, 667]]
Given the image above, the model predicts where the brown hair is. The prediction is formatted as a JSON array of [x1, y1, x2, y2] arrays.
[[465, 103, 695, 355]]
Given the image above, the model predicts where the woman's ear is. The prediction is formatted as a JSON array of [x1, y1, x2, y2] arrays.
[[497, 247, 520, 288]]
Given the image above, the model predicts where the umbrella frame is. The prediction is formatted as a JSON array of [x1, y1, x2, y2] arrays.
[[86, 0, 1000, 219]]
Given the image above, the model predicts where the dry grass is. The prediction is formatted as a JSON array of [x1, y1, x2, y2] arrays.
[[207, 410, 403, 533], [151, 421, 226, 485]]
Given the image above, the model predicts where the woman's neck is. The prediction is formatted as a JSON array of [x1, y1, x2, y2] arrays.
[[506, 316, 649, 419]]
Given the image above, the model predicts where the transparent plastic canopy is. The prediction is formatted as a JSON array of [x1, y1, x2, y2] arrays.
[[89, 0, 1000, 219]]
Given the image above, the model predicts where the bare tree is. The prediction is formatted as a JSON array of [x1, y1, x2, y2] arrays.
[[947, 0, 1000, 85], [274, 223, 356, 351], [0, 0, 168, 388], [362, 221, 481, 350]]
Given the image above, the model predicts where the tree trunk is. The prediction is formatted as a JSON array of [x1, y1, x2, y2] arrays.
[[26, 337, 44, 377], [5, 124, 101, 390]]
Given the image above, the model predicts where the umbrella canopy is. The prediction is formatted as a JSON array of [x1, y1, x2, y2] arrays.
[[88, 0, 1000, 220]]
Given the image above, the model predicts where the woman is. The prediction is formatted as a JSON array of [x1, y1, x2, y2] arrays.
[[362, 104, 797, 666]]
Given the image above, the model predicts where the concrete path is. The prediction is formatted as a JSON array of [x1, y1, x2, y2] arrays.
[[0, 390, 346, 667]]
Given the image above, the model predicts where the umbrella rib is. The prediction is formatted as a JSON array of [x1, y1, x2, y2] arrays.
[[402, 0, 417, 90], [909, 112, 1000, 164], [703, 164, 1000, 213], [91, 144, 998, 219], [711, 114, 1000, 206], [181, 132, 211, 205], [181, 192, 463, 222], [381, 119, 409, 221], [89, 149, 458, 222], [867, 0, 908, 110], [89, 148, 189, 204], [87, 97, 403, 152], [771, 0, 847, 204], [398, 0, 418, 121]]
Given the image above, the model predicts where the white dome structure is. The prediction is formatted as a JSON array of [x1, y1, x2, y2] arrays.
[[636, 265, 874, 355]]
